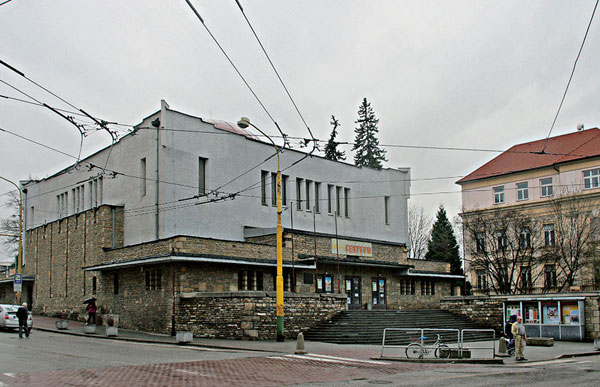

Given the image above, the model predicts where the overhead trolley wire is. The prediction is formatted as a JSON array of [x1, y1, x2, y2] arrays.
[[183, 0, 287, 143], [542, 0, 599, 152]]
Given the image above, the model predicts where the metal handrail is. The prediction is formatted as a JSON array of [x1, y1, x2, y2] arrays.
[[460, 328, 496, 358], [380, 328, 460, 358]]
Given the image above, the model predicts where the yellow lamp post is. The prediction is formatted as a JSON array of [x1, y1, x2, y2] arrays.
[[237, 117, 284, 341], [0, 176, 23, 304]]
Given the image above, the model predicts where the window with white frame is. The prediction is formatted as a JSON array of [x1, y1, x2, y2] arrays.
[[296, 178, 303, 210], [198, 157, 207, 196], [314, 182, 321, 213], [493, 186, 505, 204], [519, 228, 531, 249], [305, 180, 312, 211], [540, 177, 553, 197], [517, 182, 529, 201], [496, 230, 507, 252], [583, 168, 600, 189], [475, 232, 485, 252], [344, 188, 350, 217], [543, 224, 555, 246], [140, 157, 147, 197], [327, 184, 333, 214], [476, 271, 488, 290], [271, 173, 277, 207], [261, 171, 268, 206]]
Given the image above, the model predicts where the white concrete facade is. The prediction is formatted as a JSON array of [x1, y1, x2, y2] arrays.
[[22, 101, 411, 248]]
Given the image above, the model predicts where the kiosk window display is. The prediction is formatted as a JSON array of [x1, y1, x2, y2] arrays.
[[504, 297, 585, 341]]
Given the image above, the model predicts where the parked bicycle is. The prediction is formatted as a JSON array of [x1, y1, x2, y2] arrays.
[[405, 334, 450, 359]]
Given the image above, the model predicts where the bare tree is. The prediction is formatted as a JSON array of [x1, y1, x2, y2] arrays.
[[407, 204, 432, 259], [0, 190, 20, 257], [545, 193, 599, 292], [463, 208, 546, 295]]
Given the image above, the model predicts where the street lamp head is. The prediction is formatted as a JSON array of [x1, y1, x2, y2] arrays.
[[237, 117, 251, 129]]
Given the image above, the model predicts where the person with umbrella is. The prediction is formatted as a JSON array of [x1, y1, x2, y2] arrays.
[[84, 297, 97, 325]]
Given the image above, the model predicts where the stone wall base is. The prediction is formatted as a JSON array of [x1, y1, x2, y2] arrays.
[[177, 291, 347, 340]]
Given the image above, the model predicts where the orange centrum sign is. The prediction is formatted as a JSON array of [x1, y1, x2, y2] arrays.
[[331, 239, 372, 257]]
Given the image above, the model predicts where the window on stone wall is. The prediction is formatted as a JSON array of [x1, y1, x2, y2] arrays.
[[316, 274, 333, 293], [238, 270, 263, 291], [401, 279, 415, 295], [420, 280, 436, 295], [114, 272, 119, 295], [92, 276, 97, 295], [145, 269, 162, 290], [279, 269, 296, 292], [476, 271, 487, 290]]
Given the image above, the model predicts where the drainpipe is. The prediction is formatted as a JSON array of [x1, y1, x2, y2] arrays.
[[152, 117, 160, 241]]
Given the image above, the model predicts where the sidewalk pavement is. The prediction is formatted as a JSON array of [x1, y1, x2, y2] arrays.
[[31, 315, 599, 364]]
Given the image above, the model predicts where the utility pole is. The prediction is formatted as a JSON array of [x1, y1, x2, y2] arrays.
[[238, 117, 285, 342]]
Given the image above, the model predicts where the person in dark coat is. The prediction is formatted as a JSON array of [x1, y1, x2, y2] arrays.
[[16, 302, 29, 338]]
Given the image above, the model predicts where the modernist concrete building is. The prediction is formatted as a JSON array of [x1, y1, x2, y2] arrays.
[[2, 101, 462, 338], [455, 127, 600, 340]]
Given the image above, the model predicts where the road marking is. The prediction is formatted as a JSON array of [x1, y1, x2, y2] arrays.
[[515, 358, 583, 367], [304, 353, 391, 365], [280, 354, 390, 366]]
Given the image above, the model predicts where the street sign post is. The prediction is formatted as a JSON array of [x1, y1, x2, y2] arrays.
[[13, 273, 22, 292]]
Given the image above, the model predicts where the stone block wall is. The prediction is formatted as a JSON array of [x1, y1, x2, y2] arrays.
[[440, 296, 504, 332], [584, 297, 600, 339], [24, 205, 124, 318], [176, 291, 347, 340]]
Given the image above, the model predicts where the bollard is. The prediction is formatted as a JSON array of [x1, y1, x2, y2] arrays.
[[295, 332, 307, 354], [497, 337, 508, 357]]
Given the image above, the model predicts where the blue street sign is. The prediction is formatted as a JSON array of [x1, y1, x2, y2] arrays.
[[13, 273, 22, 285]]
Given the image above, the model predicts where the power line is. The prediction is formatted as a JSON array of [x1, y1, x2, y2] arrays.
[[234, 0, 316, 149], [542, 0, 599, 151], [182, 0, 287, 143]]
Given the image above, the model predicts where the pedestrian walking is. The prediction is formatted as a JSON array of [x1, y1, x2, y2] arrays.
[[16, 302, 29, 338], [86, 299, 97, 325], [511, 316, 527, 361]]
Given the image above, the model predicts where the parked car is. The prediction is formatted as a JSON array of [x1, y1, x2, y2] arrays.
[[0, 304, 33, 330]]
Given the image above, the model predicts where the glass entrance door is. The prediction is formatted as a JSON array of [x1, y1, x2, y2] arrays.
[[371, 278, 386, 309], [345, 276, 362, 310]]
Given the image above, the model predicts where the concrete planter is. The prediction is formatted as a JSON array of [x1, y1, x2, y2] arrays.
[[106, 326, 118, 337], [55, 320, 69, 330], [84, 324, 96, 334], [176, 331, 193, 344]]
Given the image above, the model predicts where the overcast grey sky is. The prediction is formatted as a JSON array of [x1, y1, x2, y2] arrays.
[[1, 0, 599, 263]]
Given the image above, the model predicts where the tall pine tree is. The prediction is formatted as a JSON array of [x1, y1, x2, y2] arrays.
[[352, 98, 387, 168], [425, 205, 463, 275], [324, 115, 346, 161]]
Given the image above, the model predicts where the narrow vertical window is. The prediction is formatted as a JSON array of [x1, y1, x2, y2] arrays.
[[314, 182, 321, 213], [140, 158, 147, 197], [98, 177, 103, 205], [271, 173, 277, 206], [296, 178, 303, 210], [71, 189, 76, 214], [92, 276, 97, 295], [261, 170, 268, 206], [344, 188, 350, 218], [30, 206, 34, 227], [384, 196, 390, 225], [89, 181, 93, 208], [282, 175, 288, 206], [198, 157, 207, 195], [305, 180, 312, 211], [57, 196, 61, 218], [327, 184, 333, 214], [336, 186, 342, 215], [114, 272, 119, 295]]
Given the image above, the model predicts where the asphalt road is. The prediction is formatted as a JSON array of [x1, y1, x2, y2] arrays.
[[1, 328, 599, 386], [0, 328, 266, 374]]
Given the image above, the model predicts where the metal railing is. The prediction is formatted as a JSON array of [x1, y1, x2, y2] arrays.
[[460, 328, 496, 359], [380, 328, 460, 358], [380, 327, 497, 359]]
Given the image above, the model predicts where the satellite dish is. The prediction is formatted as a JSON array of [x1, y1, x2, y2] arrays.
[[577, 123, 584, 131]]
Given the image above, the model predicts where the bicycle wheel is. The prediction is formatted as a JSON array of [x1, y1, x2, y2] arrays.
[[435, 344, 450, 359], [406, 343, 424, 359]]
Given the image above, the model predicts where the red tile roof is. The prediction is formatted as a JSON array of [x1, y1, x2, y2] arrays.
[[457, 128, 600, 184]]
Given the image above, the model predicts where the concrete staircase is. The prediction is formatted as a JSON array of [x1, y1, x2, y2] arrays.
[[304, 309, 494, 345]]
